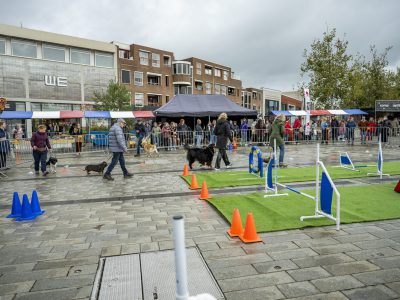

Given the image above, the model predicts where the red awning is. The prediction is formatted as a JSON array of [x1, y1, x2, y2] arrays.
[[133, 111, 155, 118], [310, 110, 331, 116], [60, 111, 84, 119]]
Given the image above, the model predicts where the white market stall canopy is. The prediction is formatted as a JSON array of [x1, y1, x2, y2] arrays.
[[0, 111, 155, 119], [271, 109, 367, 116]]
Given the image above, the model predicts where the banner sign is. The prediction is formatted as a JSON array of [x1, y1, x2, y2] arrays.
[[375, 100, 400, 112], [304, 89, 311, 135]]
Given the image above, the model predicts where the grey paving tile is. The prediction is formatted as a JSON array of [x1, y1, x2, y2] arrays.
[[311, 275, 364, 293], [343, 284, 398, 300], [68, 264, 98, 276], [354, 269, 400, 285], [34, 256, 100, 270], [322, 261, 380, 276], [225, 286, 285, 300], [345, 247, 400, 261], [288, 266, 331, 281], [312, 243, 361, 255], [277, 281, 320, 298], [0, 268, 69, 284], [14, 286, 91, 300], [284, 291, 348, 299], [0, 281, 35, 296], [385, 281, 400, 294], [212, 265, 258, 280], [202, 247, 246, 260], [253, 260, 299, 274], [333, 233, 379, 243], [31, 275, 94, 291], [207, 253, 272, 269], [268, 248, 318, 260], [219, 271, 294, 292], [352, 239, 400, 250]]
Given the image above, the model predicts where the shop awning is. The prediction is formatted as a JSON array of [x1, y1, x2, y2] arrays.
[[84, 111, 111, 118], [0, 111, 33, 119], [109, 111, 135, 119], [133, 111, 155, 118], [311, 110, 331, 116], [344, 109, 368, 115], [60, 111, 84, 119], [32, 111, 61, 119], [289, 110, 307, 116], [271, 110, 293, 116], [328, 110, 348, 115]]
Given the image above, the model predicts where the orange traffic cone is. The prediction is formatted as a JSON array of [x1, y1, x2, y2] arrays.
[[227, 208, 244, 237], [239, 212, 262, 243], [199, 181, 211, 200], [189, 174, 200, 190], [182, 164, 190, 176], [395, 180, 400, 193], [233, 140, 237, 150]]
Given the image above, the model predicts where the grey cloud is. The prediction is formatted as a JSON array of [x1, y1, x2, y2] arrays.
[[0, 0, 399, 91]]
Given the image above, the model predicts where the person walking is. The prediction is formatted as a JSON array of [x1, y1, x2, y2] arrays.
[[330, 116, 339, 143], [0, 121, 11, 169], [134, 119, 146, 157], [269, 114, 287, 167], [31, 124, 52, 176], [214, 113, 233, 170], [103, 118, 132, 181]]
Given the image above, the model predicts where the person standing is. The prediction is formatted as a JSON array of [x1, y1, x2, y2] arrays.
[[0, 121, 11, 169], [293, 117, 302, 144], [177, 119, 188, 146], [151, 122, 161, 146], [358, 116, 368, 144], [31, 124, 52, 176], [214, 113, 232, 170], [330, 116, 339, 143], [71, 123, 83, 154], [134, 119, 146, 157], [346, 116, 356, 145], [103, 118, 132, 181], [321, 118, 329, 144], [209, 119, 217, 145], [269, 114, 286, 167], [195, 119, 203, 147]]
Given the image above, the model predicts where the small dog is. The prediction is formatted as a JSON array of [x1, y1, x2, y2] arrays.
[[141, 137, 159, 157], [84, 161, 108, 175], [184, 144, 215, 169], [46, 157, 58, 173]]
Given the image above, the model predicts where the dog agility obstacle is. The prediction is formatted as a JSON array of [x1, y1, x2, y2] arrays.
[[367, 136, 390, 179], [264, 139, 341, 230], [249, 146, 264, 178]]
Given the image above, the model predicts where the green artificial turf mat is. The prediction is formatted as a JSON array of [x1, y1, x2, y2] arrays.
[[208, 183, 400, 232], [182, 161, 400, 189]]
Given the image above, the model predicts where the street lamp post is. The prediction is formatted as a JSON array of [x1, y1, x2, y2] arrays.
[[190, 66, 194, 94]]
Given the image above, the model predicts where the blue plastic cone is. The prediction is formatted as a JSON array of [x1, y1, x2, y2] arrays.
[[15, 194, 36, 221], [7, 192, 22, 218], [31, 190, 45, 216]]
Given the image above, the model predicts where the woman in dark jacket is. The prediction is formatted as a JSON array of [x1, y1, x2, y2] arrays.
[[0, 121, 11, 169], [214, 113, 233, 170], [31, 124, 52, 176]]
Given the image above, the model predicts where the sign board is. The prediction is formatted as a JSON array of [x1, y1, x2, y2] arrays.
[[375, 100, 400, 112], [44, 75, 68, 87]]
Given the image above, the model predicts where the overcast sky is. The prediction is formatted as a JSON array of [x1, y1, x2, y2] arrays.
[[1, 0, 399, 91]]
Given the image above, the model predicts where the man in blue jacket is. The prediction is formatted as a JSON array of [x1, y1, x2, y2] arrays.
[[103, 118, 133, 181]]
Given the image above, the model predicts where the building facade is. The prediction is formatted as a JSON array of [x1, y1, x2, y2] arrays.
[[261, 87, 282, 116], [242, 87, 263, 115], [0, 24, 117, 135], [281, 93, 302, 111], [113, 42, 174, 109]]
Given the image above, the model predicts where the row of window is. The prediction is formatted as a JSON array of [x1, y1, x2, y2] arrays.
[[132, 93, 167, 107], [0, 38, 113, 68], [119, 49, 172, 67], [197, 63, 229, 79], [121, 70, 169, 86]]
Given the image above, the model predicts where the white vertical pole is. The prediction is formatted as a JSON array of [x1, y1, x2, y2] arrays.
[[274, 139, 278, 193], [173, 216, 189, 300], [315, 143, 320, 215], [379, 135, 382, 179]]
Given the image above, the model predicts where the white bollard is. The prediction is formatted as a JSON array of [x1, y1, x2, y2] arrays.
[[173, 215, 189, 300]]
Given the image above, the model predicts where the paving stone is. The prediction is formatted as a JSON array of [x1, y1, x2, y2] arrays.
[[284, 291, 348, 300], [140, 242, 159, 252], [14, 286, 91, 300], [0, 281, 35, 296], [225, 286, 285, 300], [0, 263, 35, 273], [345, 247, 400, 261], [253, 260, 299, 274], [31, 275, 94, 291], [293, 238, 339, 248], [277, 281, 320, 298], [34, 257, 100, 270], [66, 248, 101, 259], [259, 233, 312, 244], [218, 271, 294, 292], [354, 269, 400, 285], [196, 242, 220, 251], [312, 243, 361, 255], [207, 253, 272, 269], [0, 268, 69, 284], [242, 242, 299, 254], [334, 233, 379, 243], [101, 245, 121, 257], [288, 266, 331, 281], [212, 264, 258, 280], [385, 281, 400, 294], [343, 225, 386, 235], [343, 284, 398, 300], [68, 264, 98, 276], [268, 248, 318, 260], [311, 275, 364, 292], [322, 261, 380, 276], [202, 247, 246, 260], [304, 230, 348, 239]]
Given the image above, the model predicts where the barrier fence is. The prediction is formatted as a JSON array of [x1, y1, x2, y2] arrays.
[[0, 127, 399, 175]]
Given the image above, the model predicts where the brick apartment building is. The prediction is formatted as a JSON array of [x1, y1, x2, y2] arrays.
[[242, 87, 263, 115], [281, 92, 302, 110], [113, 42, 174, 109]]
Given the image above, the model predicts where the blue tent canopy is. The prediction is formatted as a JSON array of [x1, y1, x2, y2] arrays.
[[271, 110, 292, 116], [0, 111, 33, 119], [343, 109, 368, 115], [84, 111, 111, 118]]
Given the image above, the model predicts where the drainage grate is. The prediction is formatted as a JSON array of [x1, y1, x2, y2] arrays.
[[95, 248, 224, 300]]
